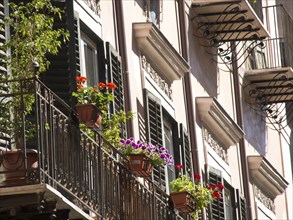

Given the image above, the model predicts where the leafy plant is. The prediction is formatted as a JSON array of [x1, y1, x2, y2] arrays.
[[72, 76, 134, 146], [170, 171, 223, 219], [0, 0, 69, 148], [119, 137, 174, 166]]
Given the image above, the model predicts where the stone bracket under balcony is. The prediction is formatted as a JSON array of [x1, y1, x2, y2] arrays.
[[248, 156, 288, 200], [133, 22, 190, 84], [243, 67, 293, 129], [243, 67, 293, 105], [191, 0, 269, 45], [196, 97, 244, 148]]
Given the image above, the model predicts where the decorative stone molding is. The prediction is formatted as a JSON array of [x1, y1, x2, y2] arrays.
[[133, 22, 190, 83], [141, 56, 172, 100], [248, 156, 288, 199], [254, 185, 275, 213], [203, 128, 228, 163], [82, 0, 101, 16], [196, 97, 244, 148]]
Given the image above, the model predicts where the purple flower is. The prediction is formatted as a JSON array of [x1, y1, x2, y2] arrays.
[[125, 139, 131, 144], [160, 154, 165, 159], [160, 147, 166, 151], [120, 139, 125, 144], [141, 145, 146, 150]]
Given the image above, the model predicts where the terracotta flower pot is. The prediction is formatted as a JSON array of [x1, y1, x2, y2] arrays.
[[170, 191, 196, 213], [0, 149, 39, 186], [76, 103, 102, 128], [128, 154, 153, 177]]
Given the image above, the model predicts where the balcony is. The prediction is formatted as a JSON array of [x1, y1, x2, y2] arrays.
[[191, 0, 269, 44], [243, 5, 293, 129], [0, 78, 183, 219], [190, 0, 269, 71]]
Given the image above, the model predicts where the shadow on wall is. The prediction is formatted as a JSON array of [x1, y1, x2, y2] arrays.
[[187, 15, 218, 97], [242, 100, 267, 155], [285, 103, 293, 176]]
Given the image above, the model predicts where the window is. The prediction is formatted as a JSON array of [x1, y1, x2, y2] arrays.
[[206, 167, 246, 220], [163, 118, 175, 193], [145, 0, 161, 25], [149, 0, 160, 24], [144, 89, 191, 192], [80, 32, 98, 87]]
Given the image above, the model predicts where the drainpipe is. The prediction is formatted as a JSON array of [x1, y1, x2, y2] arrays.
[[178, 0, 200, 175], [113, 0, 133, 137], [231, 42, 253, 220]]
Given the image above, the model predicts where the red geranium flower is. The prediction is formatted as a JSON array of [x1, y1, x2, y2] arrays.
[[208, 185, 215, 190], [194, 173, 201, 180], [98, 82, 106, 88], [213, 191, 221, 199], [76, 76, 87, 83], [175, 164, 184, 169], [106, 82, 117, 90], [77, 84, 83, 89], [216, 183, 224, 191], [93, 88, 99, 93]]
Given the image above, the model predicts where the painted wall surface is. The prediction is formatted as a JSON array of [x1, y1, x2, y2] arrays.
[[93, 0, 292, 219]]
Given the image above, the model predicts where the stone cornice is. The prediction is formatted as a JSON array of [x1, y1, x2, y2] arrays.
[[248, 156, 288, 199], [196, 97, 244, 148], [133, 22, 190, 83]]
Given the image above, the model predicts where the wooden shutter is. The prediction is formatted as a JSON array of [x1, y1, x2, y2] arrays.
[[236, 189, 247, 220], [144, 89, 166, 190], [207, 167, 225, 220], [0, 0, 7, 79], [106, 42, 124, 113], [105, 42, 126, 138], [0, 0, 10, 149], [41, 0, 78, 108], [173, 124, 192, 178], [180, 124, 192, 178]]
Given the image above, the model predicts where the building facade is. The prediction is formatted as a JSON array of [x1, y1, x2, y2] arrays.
[[0, 0, 292, 219]]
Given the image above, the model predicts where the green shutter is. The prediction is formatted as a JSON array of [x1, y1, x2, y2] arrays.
[[236, 189, 247, 220], [144, 89, 166, 190], [207, 167, 225, 220], [41, 0, 78, 108]]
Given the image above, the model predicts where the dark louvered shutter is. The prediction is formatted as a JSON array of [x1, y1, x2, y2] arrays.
[[173, 124, 192, 178], [144, 89, 166, 190], [236, 189, 247, 220], [207, 167, 225, 220], [105, 42, 126, 137], [41, 0, 78, 108], [0, 0, 9, 148], [180, 124, 192, 177], [0, 0, 6, 78]]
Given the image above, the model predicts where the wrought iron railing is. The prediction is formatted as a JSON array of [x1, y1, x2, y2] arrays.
[[0, 78, 185, 220]]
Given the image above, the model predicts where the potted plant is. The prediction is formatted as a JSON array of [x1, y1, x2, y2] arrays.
[[0, 0, 69, 185], [72, 76, 118, 128], [119, 137, 174, 177], [72, 77, 134, 146], [170, 171, 223, 219]]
